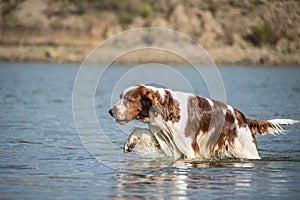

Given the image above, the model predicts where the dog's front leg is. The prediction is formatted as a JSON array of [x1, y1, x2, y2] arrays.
[[124, 128, 161, 153]]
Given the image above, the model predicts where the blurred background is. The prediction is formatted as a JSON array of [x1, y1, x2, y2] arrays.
[[1, 1, 300, 199], [0, 0, 299, 65]]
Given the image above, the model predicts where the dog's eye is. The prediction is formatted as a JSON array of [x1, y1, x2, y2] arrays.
[[124, 97, 134, 103]]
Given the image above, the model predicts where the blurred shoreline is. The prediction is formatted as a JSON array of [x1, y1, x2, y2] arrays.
[[1, 0, 299, 66], [1, 44, 299, 66]]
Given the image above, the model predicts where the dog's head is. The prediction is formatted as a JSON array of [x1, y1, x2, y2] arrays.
[[109, 85, 180, 125]]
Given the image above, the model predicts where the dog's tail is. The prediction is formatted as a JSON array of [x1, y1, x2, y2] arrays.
[[246, 118, 299, 135]]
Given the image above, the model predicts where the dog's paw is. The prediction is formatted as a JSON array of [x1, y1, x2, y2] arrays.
[[124, 128, 162, 155], [124, 135, 139, 153]]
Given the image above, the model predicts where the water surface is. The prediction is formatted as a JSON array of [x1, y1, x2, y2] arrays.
[[0, 63, 299, 199]]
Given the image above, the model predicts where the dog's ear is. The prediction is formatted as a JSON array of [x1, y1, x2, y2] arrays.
[[138, 86, 180, 122], [140, 92, 152, 115], [136, 87, 155, 118], [139, 87, 162, 118], [163, 91, 180, 123]]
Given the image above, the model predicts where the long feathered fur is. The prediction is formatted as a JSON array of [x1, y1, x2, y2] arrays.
[[246, 118, 299, 135]]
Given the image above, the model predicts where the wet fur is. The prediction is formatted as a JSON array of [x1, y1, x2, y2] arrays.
[[109, 85, 298, 159]]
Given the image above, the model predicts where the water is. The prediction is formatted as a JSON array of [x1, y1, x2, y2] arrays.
[[0, 63, 300, 199]]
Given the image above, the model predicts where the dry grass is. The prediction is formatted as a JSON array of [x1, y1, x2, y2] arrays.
[[0, 0, 299, 65]]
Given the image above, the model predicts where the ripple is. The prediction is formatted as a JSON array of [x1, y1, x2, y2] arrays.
[[0, 164, 37, 170], [1, 64, 300, 199], [8, 139, 43, 145]]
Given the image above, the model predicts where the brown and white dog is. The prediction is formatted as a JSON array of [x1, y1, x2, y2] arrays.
[[109, 85, 298, 160]]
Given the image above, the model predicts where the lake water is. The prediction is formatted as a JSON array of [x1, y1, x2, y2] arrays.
[[0, 63, 300, 199]]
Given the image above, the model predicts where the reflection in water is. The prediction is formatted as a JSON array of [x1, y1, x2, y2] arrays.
[[172, 159, 255, 169], [113, 158, 257, 199], [113, 156, 300, 199]]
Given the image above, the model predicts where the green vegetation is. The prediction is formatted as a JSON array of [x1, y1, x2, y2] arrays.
[[248, 22, 278, 46], [60, 0, 81, 4], [119, 14, 133, 25], [250, 23, 273, 46], [1, 0, 23, 20], [250, 0, 265, 6], [46, 42, 59, 48], [137, 3, 153, 19]]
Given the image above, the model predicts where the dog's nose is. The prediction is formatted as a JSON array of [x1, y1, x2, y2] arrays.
[[108, 109, 114, 117]]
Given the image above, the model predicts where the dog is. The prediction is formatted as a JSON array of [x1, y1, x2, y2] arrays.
[[109, 85, 298, 159]]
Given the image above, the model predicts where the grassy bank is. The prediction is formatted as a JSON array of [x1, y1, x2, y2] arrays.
[[1, 0, 299, 65]]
